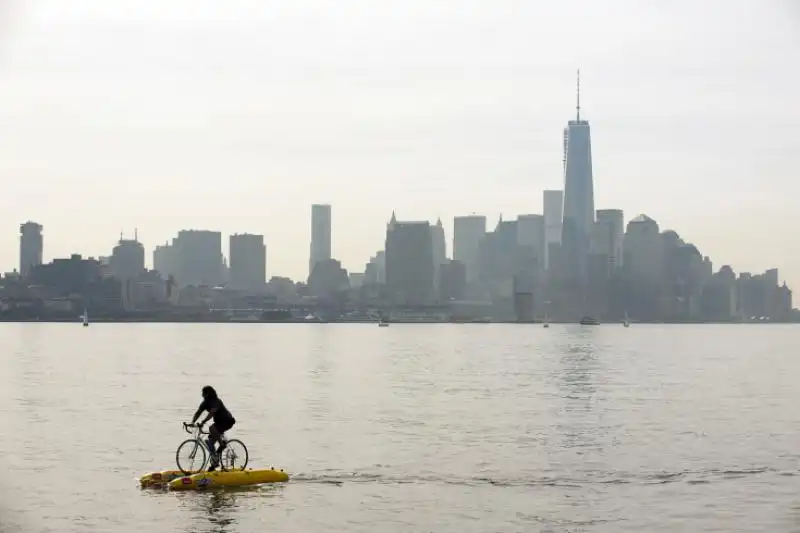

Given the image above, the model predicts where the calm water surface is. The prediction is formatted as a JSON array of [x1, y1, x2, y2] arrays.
[[1, 323, 800, 532]]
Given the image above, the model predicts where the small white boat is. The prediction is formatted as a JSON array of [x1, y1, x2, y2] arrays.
[[378, 321, 389, 327], [81, 308, 89, 327], [623, 311, 630, 328]]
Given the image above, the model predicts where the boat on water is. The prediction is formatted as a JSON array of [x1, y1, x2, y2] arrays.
[[81, 309, 89, 327], [139, 467, 289, 490], [168, 468, 289, 490], [140, 470, 195, 488], [579, 316, 600, 326], [378, 321, 389, 327], [623, 312, 630, 328]]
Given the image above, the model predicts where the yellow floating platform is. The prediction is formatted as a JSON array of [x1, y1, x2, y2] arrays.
[[168, 468, 290, 490], [140, 470, 198, 488]]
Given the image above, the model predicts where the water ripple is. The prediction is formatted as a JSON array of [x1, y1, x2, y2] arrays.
[[1, 323, 799, 533], [291, 464, 779, 488]]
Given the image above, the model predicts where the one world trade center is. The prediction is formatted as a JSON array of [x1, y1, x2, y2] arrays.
[[560, 70, 595, 284]]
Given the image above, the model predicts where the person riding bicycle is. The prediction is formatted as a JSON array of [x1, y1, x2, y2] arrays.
[[188, 385, 236, 471]]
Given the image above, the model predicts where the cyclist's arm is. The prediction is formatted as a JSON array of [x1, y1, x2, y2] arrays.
[[198, 406, 217, 426], [190, 399, 209, 424]]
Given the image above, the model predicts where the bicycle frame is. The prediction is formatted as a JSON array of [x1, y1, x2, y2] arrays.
[[183, 422, 229, 454], [178, 422, 248, 474]]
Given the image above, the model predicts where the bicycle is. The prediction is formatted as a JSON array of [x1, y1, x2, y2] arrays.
[[176, 422, 249, 475]]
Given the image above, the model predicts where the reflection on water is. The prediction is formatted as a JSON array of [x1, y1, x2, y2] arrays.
[[175, 484, 287, 533], [185, 490, 238, 533], [558, 326, 600, 404], [554, 326, 605, 453], [2, 323, 800, 532]]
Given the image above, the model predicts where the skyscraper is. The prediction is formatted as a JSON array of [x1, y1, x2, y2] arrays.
[[172, 230, 224, 287], [516, 214, 545, 268], [153, 242, 175, 280], [431, 218, 447, 290], [453, 215, 486, 283], [385, 214, 434, 305], [110, 233, 145, 280], [595, 209, 624, 270], [543, 190, 563, 271], [229, 233, 267, 291], [19, 221, 43, 278], [309, 204, 332, 279], [561, 70, 596, 281]]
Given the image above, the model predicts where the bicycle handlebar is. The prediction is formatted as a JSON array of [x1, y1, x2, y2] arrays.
[[183, 422, 209, 435]]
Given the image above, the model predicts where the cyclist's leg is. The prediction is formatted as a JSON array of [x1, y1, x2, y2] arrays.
[[216, 420, 234, 453], [207, 424, 222, 470], [207, 424, 220, 454]]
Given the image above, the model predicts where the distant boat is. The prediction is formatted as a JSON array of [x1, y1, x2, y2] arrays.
[[378, 321, 389, 327], [579, 316, 600, 326], [623, 312, 630, 328], [543, 310, 549, 328], [81, 309, 89, 327]]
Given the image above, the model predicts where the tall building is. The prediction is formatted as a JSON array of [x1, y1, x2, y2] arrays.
[[516, 214, 545, 269], [364, 250, 386, 284], [594, 209, 624, 270], [439, 259, 467, 301], [385, 213, 434, 305], [622, 214, 663, 320], [543, 190, 563, 270], [110, 233, 145, 280], [453, 215, 486, 283], [229, 233, 266, 291], [623, 214, 661, 280], [477, 217, 520, 299], [561, 71, 595, 282], [431, 218, 447, 290], [153, 242, 175, 280], [19, 221, 43, 278], [172, 230, 224, 287], [309, 204, 332, 279], [308, 258, 349, 297]]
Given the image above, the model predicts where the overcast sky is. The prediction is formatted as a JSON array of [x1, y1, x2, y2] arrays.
[[0, 0, 798, 289]]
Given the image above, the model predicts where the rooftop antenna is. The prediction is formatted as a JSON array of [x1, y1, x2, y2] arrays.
[[576, 69, 581, 122], [134, 227, 138, 241]]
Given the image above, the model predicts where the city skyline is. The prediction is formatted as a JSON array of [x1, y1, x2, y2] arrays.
[[0, 1, 798, 290]]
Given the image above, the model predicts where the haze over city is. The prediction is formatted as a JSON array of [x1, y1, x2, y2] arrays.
[[0, 1, 798, 290]]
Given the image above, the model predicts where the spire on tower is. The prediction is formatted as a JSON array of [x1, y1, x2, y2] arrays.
[[576, 69, 581, 122]]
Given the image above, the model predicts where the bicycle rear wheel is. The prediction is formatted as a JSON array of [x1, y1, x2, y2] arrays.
[[176, 439, 207, 474], [219, 439, 248, 471]]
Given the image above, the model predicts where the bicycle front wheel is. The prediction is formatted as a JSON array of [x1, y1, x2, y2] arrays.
[[176, 439, 207, 474], [220, 439, 248, 471]]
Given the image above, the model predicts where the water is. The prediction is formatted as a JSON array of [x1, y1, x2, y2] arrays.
[[1, 323, 800, 532]]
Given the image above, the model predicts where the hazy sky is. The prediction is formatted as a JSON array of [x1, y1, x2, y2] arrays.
[[0, 1, 798, 289]]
